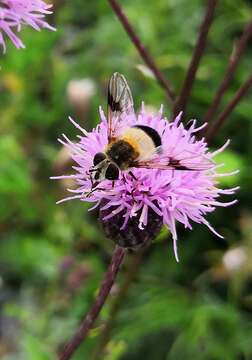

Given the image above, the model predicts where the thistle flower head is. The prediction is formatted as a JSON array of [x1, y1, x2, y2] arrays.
[[53, 105, 238, 261], [0, 0, 55, 53]]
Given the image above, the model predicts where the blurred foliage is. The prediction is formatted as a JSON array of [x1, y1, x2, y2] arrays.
[[0, 0, 252, 359]]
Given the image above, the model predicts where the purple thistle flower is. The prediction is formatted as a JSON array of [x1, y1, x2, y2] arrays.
[[52, 105, 238, 262], [0, 0, 55, 53]]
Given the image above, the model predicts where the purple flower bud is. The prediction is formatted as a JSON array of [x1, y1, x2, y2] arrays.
[[99, 200, 163, 249]]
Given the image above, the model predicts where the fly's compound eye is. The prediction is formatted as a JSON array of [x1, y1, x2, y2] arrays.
[[93, 152, 106, 166], [105, 163, 119, 180]]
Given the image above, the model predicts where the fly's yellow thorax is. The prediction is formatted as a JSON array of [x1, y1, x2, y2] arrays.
[[105, 138, 139, 158], [120, 135, 140, 155]]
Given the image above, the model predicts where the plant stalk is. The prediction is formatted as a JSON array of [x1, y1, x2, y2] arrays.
[[91, 250, 144, 360], [59, 246, 126, 360], [203, 17, 252, 124], [206, 72, 252, 141], [173, 0, 217, 118], [108, 0, 176, 104]]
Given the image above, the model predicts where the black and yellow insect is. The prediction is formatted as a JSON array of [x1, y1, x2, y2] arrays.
[[91, 72, 212, 182]]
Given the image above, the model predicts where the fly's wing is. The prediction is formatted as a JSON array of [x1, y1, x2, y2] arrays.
[[107, 72, 134, 143], [132, 152, 215, 171]]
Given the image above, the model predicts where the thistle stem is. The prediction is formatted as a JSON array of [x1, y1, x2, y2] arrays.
[[203, 16, 252, 124], [173, 0, 217, 118], [206, 72, 252, 141], [108, 0, 176, 104], [91, 251, 144, 360], [59, 246, 126, 360]]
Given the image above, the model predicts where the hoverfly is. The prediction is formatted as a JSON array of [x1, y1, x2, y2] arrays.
[[90, 72, 213, 185]]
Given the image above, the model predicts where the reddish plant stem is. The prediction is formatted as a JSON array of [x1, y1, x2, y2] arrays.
[[206, 73, 252, 141], [203, 17, 252, 124], [91, 250, 144, 360], [59, 246, 126, 360], [173, 0, 217, 118], [108, 0, 176, 104]]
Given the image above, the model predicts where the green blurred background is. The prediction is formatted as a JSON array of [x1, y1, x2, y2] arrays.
[[1, 1, 252, 359]]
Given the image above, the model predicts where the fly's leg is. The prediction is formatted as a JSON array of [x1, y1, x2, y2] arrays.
[[84, 186, 105, 198], [81, 169, 100, 198], [128, 171, 137, 199], [122, 173, 127, 184], [128, 170, 137, 181]]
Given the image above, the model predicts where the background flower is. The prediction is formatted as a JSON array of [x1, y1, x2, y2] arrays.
[[0, 0, 55, 52]]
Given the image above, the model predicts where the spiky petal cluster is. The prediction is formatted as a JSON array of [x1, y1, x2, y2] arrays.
[[53, 105, 238, 261], [0, 0, 55, 52]]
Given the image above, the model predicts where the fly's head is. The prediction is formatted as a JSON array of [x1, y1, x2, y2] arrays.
[[91, 152, 120, 181]]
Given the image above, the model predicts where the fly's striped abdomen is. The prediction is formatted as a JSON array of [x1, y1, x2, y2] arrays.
[[133, 125, 162, 147], [121, 126, 161, 161]]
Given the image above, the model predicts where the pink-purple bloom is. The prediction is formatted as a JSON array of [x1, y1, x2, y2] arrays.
[[0, 0, 55, 52], [52, 105, 238, 261]]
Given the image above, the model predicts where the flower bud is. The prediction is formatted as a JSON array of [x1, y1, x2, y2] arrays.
[[100, 202, 163, 249]]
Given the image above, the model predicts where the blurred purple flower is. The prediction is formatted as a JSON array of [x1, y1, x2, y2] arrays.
[[52, 105, 238, 261], [0, 0, 55, 52]]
